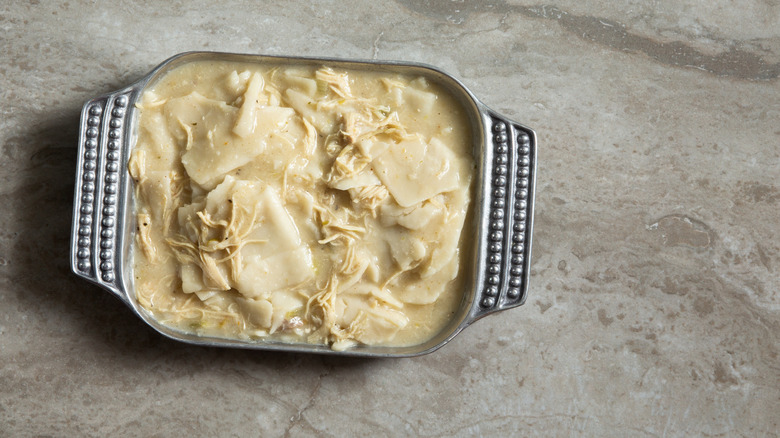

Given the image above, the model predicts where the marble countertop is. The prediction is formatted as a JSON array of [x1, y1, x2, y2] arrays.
[[1, 1, 778, 436]]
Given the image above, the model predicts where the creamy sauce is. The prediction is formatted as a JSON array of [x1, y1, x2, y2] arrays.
[[130, 59, 474, 350]]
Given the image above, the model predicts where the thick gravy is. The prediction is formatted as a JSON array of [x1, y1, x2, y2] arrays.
[[130, 59, 474, 350]]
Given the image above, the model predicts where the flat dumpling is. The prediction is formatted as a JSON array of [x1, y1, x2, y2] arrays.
[[167, 92, 295, 186], [334, 284, 409, 344], [394, 254, 459, 305], [373, 137, 461, 207], [176, 176, 313, 287], [237, 247, 314, 299]]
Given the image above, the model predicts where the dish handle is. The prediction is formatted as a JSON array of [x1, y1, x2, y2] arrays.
[[470, 111, 537, 320], [70, 90, 134, 304]]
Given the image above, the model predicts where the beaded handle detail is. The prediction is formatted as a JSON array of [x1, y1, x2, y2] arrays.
[[474, 115, 536, 316], [70, 92, 132, 301]]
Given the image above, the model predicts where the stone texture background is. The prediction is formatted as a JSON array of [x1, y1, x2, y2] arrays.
[[1, 1, 778, 436]]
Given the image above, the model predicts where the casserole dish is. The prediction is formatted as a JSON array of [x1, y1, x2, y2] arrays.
[[70, 51, 536, 357]]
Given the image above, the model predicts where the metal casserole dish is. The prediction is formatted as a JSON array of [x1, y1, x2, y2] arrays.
[[69, 51, 537, 357]]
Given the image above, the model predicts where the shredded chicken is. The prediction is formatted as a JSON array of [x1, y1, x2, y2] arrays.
[[313, 204, 366, 245], [328, 145, 371, 183], [349, 185, 389, 214], [316, 66, 353, 98], [136, 212, 157, 262], [128, 150, 146, 183]]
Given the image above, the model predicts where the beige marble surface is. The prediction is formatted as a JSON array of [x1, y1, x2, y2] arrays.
[[1, 1, 779, 436]]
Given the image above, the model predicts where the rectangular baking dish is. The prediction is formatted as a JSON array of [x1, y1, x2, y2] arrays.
[[70, 51, 537, 357]]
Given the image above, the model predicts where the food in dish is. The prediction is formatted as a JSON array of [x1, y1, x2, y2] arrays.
[[129, 59, 474, 350]]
